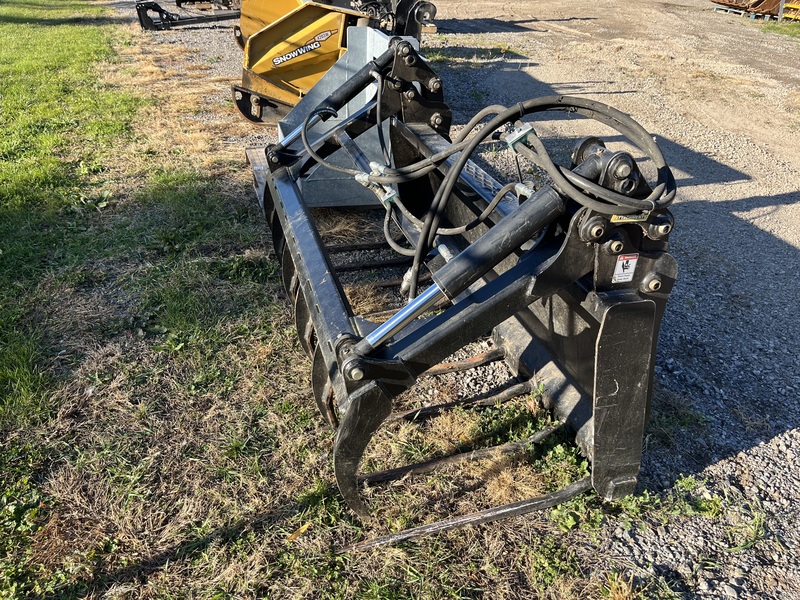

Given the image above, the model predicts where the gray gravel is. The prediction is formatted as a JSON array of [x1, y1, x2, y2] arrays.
[[115, 0, 800, 596]]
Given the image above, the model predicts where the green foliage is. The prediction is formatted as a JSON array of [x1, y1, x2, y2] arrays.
[[533, 439, 590, 491], [550, 494, 604, 533], [476, 397, 547, 447], [0, 458, 51, 597], [519, 534, 581, 591], [726, 501, 767, 552], [0, 0, 144, 593], [761, 21, 800, 39], [297, 480, 349, 527]]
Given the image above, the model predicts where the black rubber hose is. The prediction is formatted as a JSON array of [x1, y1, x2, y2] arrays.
[[407, 95, 676, 297]]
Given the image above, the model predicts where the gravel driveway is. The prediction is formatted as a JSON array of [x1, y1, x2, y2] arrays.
[[125, 0, 799, 596]]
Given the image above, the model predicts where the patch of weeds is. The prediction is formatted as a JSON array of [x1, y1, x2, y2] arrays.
[[274, 399, 315, 432], [726, 501, 767, 552], [189, 365, 236, 396], [531, 438, 590, 491], [297, 479, 349, 527], [550, 493, 604, 533], [607, 475, 724, 532], [671, 474, 724, 518], [613, 489, 663, 528], [0, 443, 51, 598], [216, 254, 278, 284], [601, 570, 642, 599], [399, 436, 437, 463], [518, 534, 582, 592], [358, 579, 409, 599], [475, 397, 546, 447]]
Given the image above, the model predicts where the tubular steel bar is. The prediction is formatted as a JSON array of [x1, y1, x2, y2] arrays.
[[387, 378, 536, 422], [340, 477, 593, 552]]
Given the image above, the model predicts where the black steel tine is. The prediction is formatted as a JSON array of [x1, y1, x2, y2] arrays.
[[325, 239, 401, 253], [422, 347, 505, 377], [388, 379, 536, 423], [333, 382, 394, 518], [360, 421, 563, 484], [334, 257, 412, 272], [339, 477, 592, 553]]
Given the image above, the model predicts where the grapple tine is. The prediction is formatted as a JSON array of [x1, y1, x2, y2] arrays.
[[293, 290, 316, 357], [280, 244, 296, 299], [332, 381, 393, 517], [269, 213, 285, 260], [312, 344, 338, 427]]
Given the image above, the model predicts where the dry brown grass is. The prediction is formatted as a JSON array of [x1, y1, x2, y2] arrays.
[[313, 208, 384, 243], [343, 283, 393, 315]]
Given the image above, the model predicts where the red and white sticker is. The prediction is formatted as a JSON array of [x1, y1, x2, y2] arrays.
[[612, 253, 639, 284]]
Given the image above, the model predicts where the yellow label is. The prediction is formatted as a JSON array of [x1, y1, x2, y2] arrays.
[[610, 213, 649, 224]]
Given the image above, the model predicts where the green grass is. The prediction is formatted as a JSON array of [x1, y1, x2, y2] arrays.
[[0, 0, 141, 435], [762, 20, 800, 39]]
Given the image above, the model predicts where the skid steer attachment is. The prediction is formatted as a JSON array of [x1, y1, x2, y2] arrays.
[[136, 0, 240, 31], [248, 28, 677, 548], [232, 0, 436, 124]]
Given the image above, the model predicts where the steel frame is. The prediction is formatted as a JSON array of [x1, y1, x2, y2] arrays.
[[246, 31, 678, 544]]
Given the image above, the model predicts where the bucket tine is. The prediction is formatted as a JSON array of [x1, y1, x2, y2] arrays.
[[340, 477, 593, 552], [294, 290, 316, 357], [332, 382, 393, 517], [311, 345, 338, 427]]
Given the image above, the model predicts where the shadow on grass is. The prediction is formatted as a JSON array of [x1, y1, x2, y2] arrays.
[[0, 14, 129, 25]]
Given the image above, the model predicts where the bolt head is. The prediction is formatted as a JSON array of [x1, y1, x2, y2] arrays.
[[590, 225, 605, 239], [647, 278, 662, 292], [349, 366, 365, 381], [610, 240, 624, 253], [614, 161, 633, 179]]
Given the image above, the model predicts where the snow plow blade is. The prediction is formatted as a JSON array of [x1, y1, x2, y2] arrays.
[[233, 0, 436, 124]]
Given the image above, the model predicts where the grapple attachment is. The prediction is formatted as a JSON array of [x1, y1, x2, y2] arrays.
[[248, 28, 677, 548]]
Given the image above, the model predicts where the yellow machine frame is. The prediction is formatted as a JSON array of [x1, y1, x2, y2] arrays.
[[233, 0, 364, 123]]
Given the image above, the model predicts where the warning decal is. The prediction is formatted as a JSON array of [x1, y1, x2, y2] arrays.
[[612, 253, 639, 284]]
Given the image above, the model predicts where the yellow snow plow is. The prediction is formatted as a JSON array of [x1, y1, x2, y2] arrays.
[[232, 0, 436, 123]]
